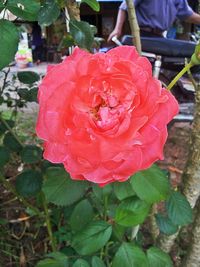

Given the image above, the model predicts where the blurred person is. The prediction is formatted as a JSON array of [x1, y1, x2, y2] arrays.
[[30, 22, 43, 64], [108, 0, 200, 41]]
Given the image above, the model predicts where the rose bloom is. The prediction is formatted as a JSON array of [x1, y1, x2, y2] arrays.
[[36, 46, 179, 186]]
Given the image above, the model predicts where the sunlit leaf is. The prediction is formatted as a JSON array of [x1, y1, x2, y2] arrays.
[[0, 20, 19, 70], [131, 165, 171, 204], [38, 0, 60, 26], [112, 243, 148, 267]]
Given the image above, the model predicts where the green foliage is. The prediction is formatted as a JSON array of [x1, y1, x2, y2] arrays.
[[0, 20, 19, 70], [115, 196, 150, 227], [15, 169, 43, 197], [38, 0, 60, 26], [58, 35, 75, 50], [131, 165, 171, 204], [3, 132, 22, 152], [114, 180, 135, 200], [191, 42, 200, 65], [147, 247, 173, 267], [112, 243, 149, 267], [81, 0, 100, 12], [0, 3, 4, 12], [20, 145, 42, 164], [0, 119, 15, 136], [91, 256, 106, 267], [17, 71, 40, 84], [72, 259, 90, 267], [69, 199, 94, 232], [0, 146, 10, 168], [72, 221, 112, 255], [43, 167, 87, 206], [112, 223, 126, 241], [36, 252, 68, 267], [155, 213, 178, 235], [166, 191, 193, 226], [18, 87, 38, 102], [6, 0, 40, 21], [92, 183, 112, 200], [69, 20, 94, 51]]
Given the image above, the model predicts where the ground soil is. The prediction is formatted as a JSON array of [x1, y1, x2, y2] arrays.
[[159, 121, 192, 188]]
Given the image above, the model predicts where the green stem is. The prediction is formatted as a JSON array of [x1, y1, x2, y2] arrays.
[[103, 195, 108, 220], [167, 61, 194, 91], [0, 115, 24, 147], [0, 173, 41, 216], [41, 193, 57, 252]]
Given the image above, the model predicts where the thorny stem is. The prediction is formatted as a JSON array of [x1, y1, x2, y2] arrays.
[[41, 193, 57, 252], [0, 115, 24, 147], [167, 61, 194, 90], [0, 173, 41, 217]]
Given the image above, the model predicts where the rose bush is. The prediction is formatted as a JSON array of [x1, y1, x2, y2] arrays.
[[36, 46, 179, 185]]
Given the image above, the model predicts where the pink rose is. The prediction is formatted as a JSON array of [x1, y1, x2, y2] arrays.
[[36, 46, 179, 185]]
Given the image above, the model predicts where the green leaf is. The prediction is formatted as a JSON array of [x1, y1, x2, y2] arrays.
[[27, 87, 38, 102], [114, 180, 135, 200], [38, 0, 60, 26], [92, 184, 112, 200], [69, 20, 94, 51], [0, 119, 15, 136], [131, 165, 171, 204], [36, 259, 63, 267], [18, 88, 29, 99], [70, 199, 94, 232], [155, 213, 178, 235], [43, 167, 87, 206], [115, 197, 150, 227], [72, 221, 112, 255], [20, 145, 42, 164], [18, 87, 38, 102], [0, 146, 10, 168], [17, 71, 40, 84], [147, 247, 173, 267], [6, 0, 40, 21], [3, 132, 22, 152], [0, 20, 19, 70], [91, 256, 106, 267], [112, 223, 126, 241], [72, 259, 90, 267], [16, 170, 43, 197], [36, 251, 68, 267], [81, 0, 100, 11], [0, 3, 4, 12], [166, 191, 193, 226], [112, 243, 149, 267], [47, 252, 69, 267], [58, 35, 75, 50]]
